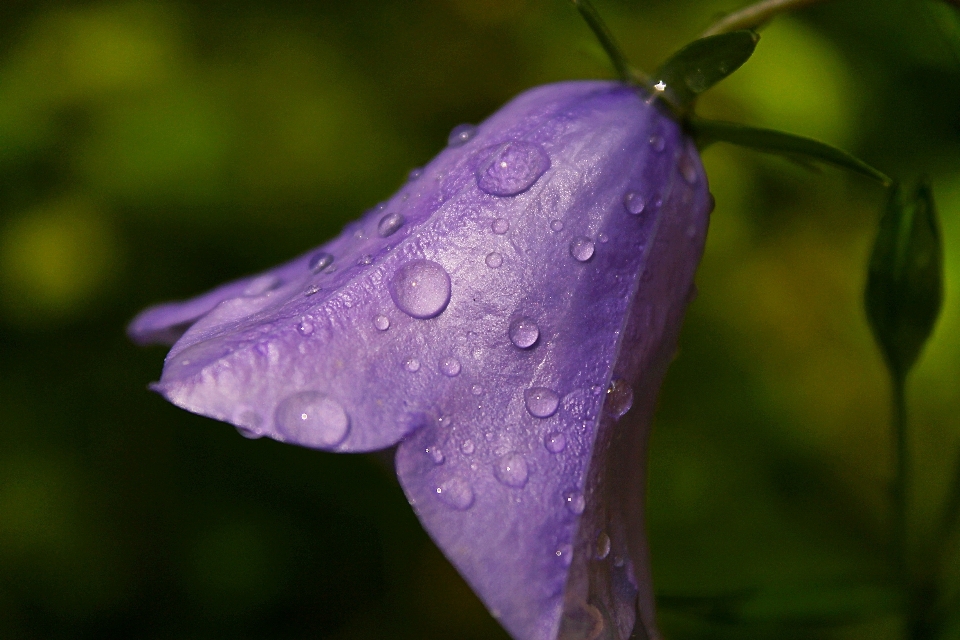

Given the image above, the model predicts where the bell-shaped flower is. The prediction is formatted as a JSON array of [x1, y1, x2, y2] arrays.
[[130, 80, 712, 640]]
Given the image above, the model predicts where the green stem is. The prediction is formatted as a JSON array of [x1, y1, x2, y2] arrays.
[[569, 0, 641, 84], [892, 373, 909, 584], [701, 0, 833, 37]]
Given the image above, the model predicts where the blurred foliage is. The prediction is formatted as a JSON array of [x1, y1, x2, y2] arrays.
[[0, 0, 958, 639]]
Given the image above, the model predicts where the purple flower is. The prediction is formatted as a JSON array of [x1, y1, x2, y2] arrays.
[[129, 80, 711, 640]]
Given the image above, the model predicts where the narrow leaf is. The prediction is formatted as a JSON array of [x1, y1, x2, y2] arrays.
[[865, 180, 944, 378], [653, 30, 760, 108], [570, 0, 636, 84], [690, 117, 892, 186]]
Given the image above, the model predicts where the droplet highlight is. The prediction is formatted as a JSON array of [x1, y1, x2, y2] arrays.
[[623, 191, 646, 216], [508, 316, 540, 349], [308, 251, 334, 274], [524, 387, 560, 418], [476, 141, 550, 197], [606, 379, 634, 419], [374, 314, 390, 331], [569, 237, 595, 262], [494, 453, 529, 488], [564, 491, 585, 515], [390, 259, 452, 319], [544, 431, 566, 453], [447, 123, 476, 147], [550, 219, 564, 232], [403, 358, 421, 373], [435, 478, 475, 510], [274, 391, 350, 448], [439, 356, 461, 377], [297, 319, 314, 336], [377, 212, 405, 237]]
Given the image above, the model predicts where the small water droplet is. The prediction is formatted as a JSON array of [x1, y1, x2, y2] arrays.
[[461, 439, 475, 455], [650, 134, 666, 152], [508, 316, 540, 349], [485, 251, 503, 268], [377, 212, 405, 237], [596, 531, 611, 559], [447, 123, 477, 147], [476, 141, 550, 197], [308, 251, 334, 273], [408, 167, 423, 181], [569, 237, 595, 262], [550, 219, 564, 232], [564, 491, 586, 515], [374, 314, 390, 331], [494, 453, 529, 488], [597, 232, 609, 244], [236, 411, 263, 439], [297, 319, 314, 336], [426, 446, 444, 464], [304, 284, 321, 296], [544, 431, 566, 453], [439, 356, 461, 377], [438, 415, 453, 429], [471, 384, 483, 396], [679, 153, 698, 184], [357, 254, 374, 266], [390, 259, 452, 319], [275, 391, 350, 448], [491, 218, 509, 234], [555, 543, 573, 566], [403, 358, 421, 373], [435, 478, 474, 510], [524, 387, 560, 418], [623, 191, 646, 215], [484, 431, 494, 441], [606, 379, 634, 419]]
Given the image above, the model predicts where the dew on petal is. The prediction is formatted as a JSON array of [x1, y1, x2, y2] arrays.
[[471, 384, 484, 396], [544, 431, 567, 453], [390, 259, 452, 319], [374, 314, 390, 331], [555, 542, 573, 566], [308, 251, 334, 273], [485, 252, 503, 268], [274, 391, 350, 448], [524, 387, 560, 418], [550, 219, 564, 232], [447, 123, 477, 147], [491, 218, 510, 234], [649, 133, 666, 152], [436, 478, 475, 510], [439, 356, 461, 377], [679, 152, 698, 184], [508, 317, 539, 349], [606, 379, 634, 419], [564, 491, 586, 515], [304, 284, 321, 297], [476, 141, 550, 197], [460, 439, 475, 455], [569, 237, 595, 262], [597, 232, 609, 244], [403, 358, 421, 373], [357, 254, 374, 266], [438, 415, 453, 429], [494, 453, 529, 488], [408, 167, 423, 182], [596, 531, 611, 560], [426, 446, 444, 465], [297, 319, 314, 336], [623, 190, 646, 216], [377, 212, 405, 237], [243, 275, 280, 297]]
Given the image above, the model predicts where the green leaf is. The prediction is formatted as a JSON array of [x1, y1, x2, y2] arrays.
[[690, 117, 892, 186], [569, 0, 636, 84], [865, 180, 944, 379], [653, 30, 759, 108]]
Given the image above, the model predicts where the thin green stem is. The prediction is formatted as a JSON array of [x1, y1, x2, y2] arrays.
[[891, 373, 909, 584], [569, 0, 641, 84], [702, 0, 833, 37]]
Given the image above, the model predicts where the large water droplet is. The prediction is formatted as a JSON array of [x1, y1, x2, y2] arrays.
[[569, 237, 595, 262], [485, 252, 503, 269], [390, 259, 452, 319], [495, 453, 529, 488], [460, 439, 475, 455], [524, 387, 560, 418], [275, 391, 350, 448], [564, 491, 585, 515], [544, 431, 566, 453], [491, 218, 509, 234], [374, 314, 390, 331], [623, 191, 646, 215], [476, 141, 550, 197], [308, 251, 334, 273], [509, 317, 539, 349], [439, 356, 461, 377], [448, 123, 477, 147], [377, 212, 405, 237], [435, 478, 475, 510], [596, 531, 611, 560], [403, 358, 421, 373], [606, 379, 634, 418]]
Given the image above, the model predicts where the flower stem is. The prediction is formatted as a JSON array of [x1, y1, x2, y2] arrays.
[[891, 373, 909, 584], [701, 0, 833, 37]]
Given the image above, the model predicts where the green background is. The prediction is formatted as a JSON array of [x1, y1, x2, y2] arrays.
[[0, 0, 958, 638]]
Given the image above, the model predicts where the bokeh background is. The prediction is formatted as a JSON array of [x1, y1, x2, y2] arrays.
[[1, 0, 958, 638]]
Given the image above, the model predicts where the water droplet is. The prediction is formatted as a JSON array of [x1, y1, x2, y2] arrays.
[[435, 478, 474, 510], [471, 384, 483, 396], [476, 141, 550, 197], [650, 134, 666, 152], [408, 167, 423, 181], [508, 316, 539, 349], [242, 275, 280, 297], [555, 543, 573, 566], [564, 491, 585, 515], [485, 251, 503, 268], [623, 191, 646, 215], [606, 379, 634, 419], [544, 431, 566, 453], [426, 446, 444, 464], [390, 259, 452, 319], [275, 391, 350, 448], [439, 356, 461, 377], [357, 254, 374, 266], [550, 219, 564, 232], [438, 415, 453, 429], [236, 411, 263, 439], [686, 223, 698, 238], [297, 319, 314, 336], [679, 153, 698, 184], [308, 251, 334, 273], [569, 237, 595, 262], [491, 218, 509, 234], [374, 314, 390, 331], [377, 212, 405, 237], [304, 284, 321, 296], [447, 123, 476, 147], [597, 232, 609, 244], [596, 531, 611, 559], [461, 439, 475, 455], [494, 453, 529, 488], [524, 387, 560, 418], [403, 358, 421, 373], [613, 555, 625, 568]]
